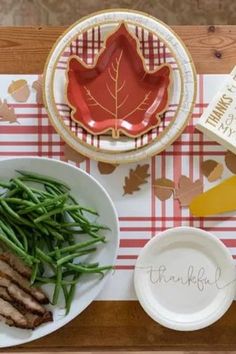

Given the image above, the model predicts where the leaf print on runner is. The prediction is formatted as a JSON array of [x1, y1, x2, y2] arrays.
[[67, 23, 171, 138], [63, 143, 87, 164], [175, 175, 203, 207], [0, 100, 18, 123], [123, 164, 150, 196], [154, 178, 175, 201], [32, 76, 43, 104], [98, 162, 118, 175]]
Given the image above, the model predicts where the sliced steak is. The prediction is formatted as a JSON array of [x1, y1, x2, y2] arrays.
[[0, 286, 11, 301], [0, 273, 46, 315], [21, 309, 53, 329], [0, 260, 49, 304], [7, 283, 46, 315], [0, 298, 28, 329], [0, 287, 53, 330], [0, 314, 14, 327], [0, 252, 31, 279]]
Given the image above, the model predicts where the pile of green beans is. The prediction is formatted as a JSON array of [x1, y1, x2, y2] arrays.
[[0, 170, 113, 314]]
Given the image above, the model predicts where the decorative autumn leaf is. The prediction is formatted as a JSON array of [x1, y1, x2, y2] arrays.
[[8, 79, 30, 103], [98, 162, 118, 175], [32, 76, 43, 104], [0, 99, 17, 123], [175, 175, 203, 207], [123, 164, 150, 196], [201, 159, 223, 182], [154, 178, 175, 201], [225, 150, 236, 174], [67, 23, 171, 138], [63, 143, 87, 164]]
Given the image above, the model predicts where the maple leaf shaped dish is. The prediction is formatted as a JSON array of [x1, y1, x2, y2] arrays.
[[66, 22, 172, 139]]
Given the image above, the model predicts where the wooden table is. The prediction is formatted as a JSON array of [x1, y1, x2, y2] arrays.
[[1, 25, 236, 352]]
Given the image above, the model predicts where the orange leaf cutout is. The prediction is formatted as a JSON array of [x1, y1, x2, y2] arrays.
[[123, 164, 150, 195], [0, 100, 17, 123], [175, 175, 203, 207], [154, 178, 175, 201], [98, 162, 118, 175], [63, 144, 87, 164], [67, 23, 171, 138], [8, 79, 30, 103], [32, 76, 43, 104]]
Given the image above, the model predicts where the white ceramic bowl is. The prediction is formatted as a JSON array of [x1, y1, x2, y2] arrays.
[[0, 157, 119, 348]]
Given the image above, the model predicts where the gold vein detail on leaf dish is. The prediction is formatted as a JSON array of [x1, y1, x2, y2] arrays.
[[66, 22, 172, 139]]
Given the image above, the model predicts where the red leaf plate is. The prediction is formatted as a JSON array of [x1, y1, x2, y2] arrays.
[[66, 22, 172, 139]]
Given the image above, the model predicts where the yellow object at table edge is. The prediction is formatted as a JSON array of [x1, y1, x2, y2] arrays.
[[190, 175, 236, 216]]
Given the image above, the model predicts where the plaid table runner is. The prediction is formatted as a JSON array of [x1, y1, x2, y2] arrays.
[[0, 73, 235, 300]]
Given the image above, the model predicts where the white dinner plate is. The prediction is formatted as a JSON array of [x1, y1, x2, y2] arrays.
[[134, 227, 236, 331], [0, 157, 119, 348]]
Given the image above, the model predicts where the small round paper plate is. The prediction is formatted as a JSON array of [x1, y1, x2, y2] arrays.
[[44, 9, 196, 164], [134, 227, 236, 331]]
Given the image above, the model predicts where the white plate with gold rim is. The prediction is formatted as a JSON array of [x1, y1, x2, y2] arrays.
[[134, 227, 236, 331], [43, 9, 196, 164]]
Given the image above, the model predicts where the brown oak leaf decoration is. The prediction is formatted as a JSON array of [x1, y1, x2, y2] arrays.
[[0, 99, 17, 123], [123, 164, 150, 196], [98, 162, 118, 175], [175, 175, 203, 207], [154, 178, 175, 201], [63, 144, 87, 164], [32, 76, 43, 104], [67, 23, 171, 138]]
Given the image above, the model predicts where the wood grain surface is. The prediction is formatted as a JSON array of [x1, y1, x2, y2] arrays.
[[9, 301, 236, 352], [1, 25, 236, 352], [0, 25, 235, 74]]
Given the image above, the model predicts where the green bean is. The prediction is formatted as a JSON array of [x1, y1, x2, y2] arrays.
[[67, 263, 113, 273], [45, 225, 64, 241], [52, 248, 62, 305], [30, 187, 53, 198], [12, 178, 41, 204], [0, 219, 23, 249], [4, 187, 20, 198], [49, 237, 105, 256], [36, 276, 81, 286], [34, 207, 64, 223], [56, 248, 97, 266], [0, 201, 35, 227], [13, 224, 28, 252], [81, 262, 100, 268], [36, 247, 54, 265], [66, 274, 80, 315], [16, 170, 70, 190], [0, 181, 11, 188], [19, 193, 67, 215], [0, 198, 34, 207], [79, 207, 98, 216], [60, 222, 85, 228]]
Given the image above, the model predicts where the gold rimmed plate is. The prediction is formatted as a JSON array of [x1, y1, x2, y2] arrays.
[[43, 9, 196, 163]]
